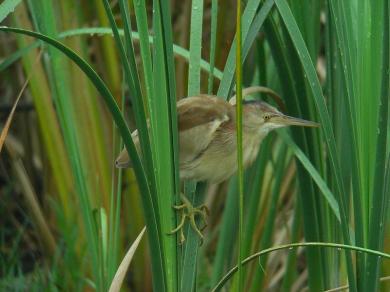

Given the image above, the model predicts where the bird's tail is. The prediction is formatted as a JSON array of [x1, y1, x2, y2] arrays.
[[115, 130, 140, 168], [115, 147, 131, 168]]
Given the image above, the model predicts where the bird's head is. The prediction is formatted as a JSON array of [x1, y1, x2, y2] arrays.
[[242, 100, 319, 134]]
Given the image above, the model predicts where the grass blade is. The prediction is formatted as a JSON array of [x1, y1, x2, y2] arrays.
[[152, 1, 179, 290], [280, 131, 341, 221], [188, 0, 203, 95], [0, 0, 22, 22], [0, 25, 163, 291], [7, 145, 56, 257], [108, 227, 146, 292], [212, 242, 390, 291], [181, 0, 204, 290], [235, 0, 244, 290], [26, 0, 105, 287], [101, 0, 156, 194], [10, 5, 75, 225], [0, 75, 29, 153], [1, 27, 224, 80], [327, 2, 365, 287], [132, 0, 154, 114], [365, 0, 390, 289], [252, 144, 288, 290], [217, 0, 274, 99], [274, 0, 356, 289], [210, 177, 239, 286], [208, 0, 218, 93], [101, 2, 171, 289], [263, 14, 325, 291]]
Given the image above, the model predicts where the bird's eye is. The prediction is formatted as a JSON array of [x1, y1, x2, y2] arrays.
[[264, 115, 271, 121]]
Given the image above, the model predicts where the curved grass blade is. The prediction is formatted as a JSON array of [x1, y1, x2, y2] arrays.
[[212, 242, 390, 291], [108, 227, 146, 292], [0, 26, 165, 290], [0, 27, 224, 80], [280, 131, 341, 221]]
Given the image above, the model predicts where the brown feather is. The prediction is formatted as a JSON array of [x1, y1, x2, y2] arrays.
[[177, 95, 234, 131]]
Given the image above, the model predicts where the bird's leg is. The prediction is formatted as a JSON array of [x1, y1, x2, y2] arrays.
[[168, 193, 209, 245]]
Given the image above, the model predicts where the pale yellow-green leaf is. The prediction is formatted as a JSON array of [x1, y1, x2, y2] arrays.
[[108, 227, 146, 292]]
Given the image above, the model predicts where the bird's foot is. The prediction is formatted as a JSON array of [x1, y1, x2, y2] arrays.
[[168, 194, 209, 245]]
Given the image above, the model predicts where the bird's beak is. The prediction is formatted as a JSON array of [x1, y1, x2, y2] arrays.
[[272, 114, 320, 128]]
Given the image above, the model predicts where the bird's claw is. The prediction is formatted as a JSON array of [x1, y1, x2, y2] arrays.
[[168, 197, 209, 245]]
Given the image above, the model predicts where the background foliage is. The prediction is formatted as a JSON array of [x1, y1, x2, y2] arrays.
[[0, 0, 389, 291]]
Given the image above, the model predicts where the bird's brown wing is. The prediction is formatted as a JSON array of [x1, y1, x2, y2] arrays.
[[115, 95, 234, 168], [177, 95, 234, 164], [177, 95, 234, 131]]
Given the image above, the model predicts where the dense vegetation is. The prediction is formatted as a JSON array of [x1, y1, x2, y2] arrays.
[[0, 0, 389, 291]]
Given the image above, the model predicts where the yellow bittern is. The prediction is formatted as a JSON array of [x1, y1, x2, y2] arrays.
[[116, 90, 318, 243]]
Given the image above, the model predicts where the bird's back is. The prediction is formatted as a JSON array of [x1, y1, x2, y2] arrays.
[[177, 95, 234, 164]]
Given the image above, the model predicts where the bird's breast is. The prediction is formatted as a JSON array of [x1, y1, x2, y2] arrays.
[[179, 128, 264, 183]]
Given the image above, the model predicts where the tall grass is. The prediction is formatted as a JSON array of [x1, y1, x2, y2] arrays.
[[0, 0, 389, 291]]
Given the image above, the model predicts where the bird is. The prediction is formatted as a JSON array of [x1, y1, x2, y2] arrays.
[[116, 89, 319, 243]]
